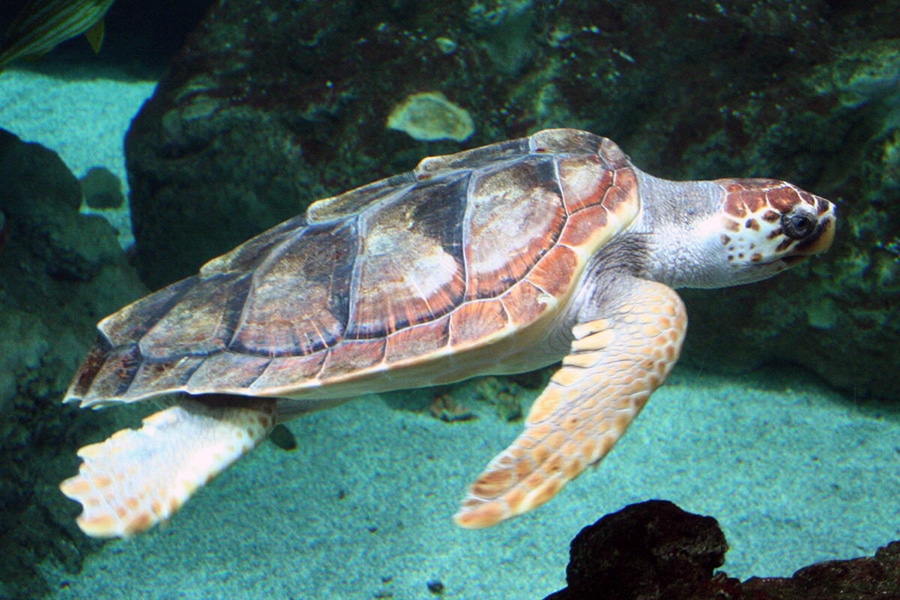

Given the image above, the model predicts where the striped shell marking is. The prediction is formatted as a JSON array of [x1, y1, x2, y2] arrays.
[[67, 129, 640, 408]]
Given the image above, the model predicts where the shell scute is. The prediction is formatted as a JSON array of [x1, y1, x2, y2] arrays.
[[250, 353, 326, 392], [417, 137, 531, 175], [449, 300, 509, 346], [311, 178, 417, 223], [464, 155, 567, 300], [201, 214, 309, 276], [529, 128, 603, 157], [230, 220, 356, 356], [525, 245, 579, 297], [184, 353, 271, 393], [81, 344, 142, 401], [128, 355, 205, 398], [501, 280, 553, 328], [605, 168, 640, 216], [557, 205, 610, 248], [347, 173, 468, 339], [140, 273, 250, 360], [320, 339, 387, 381], [384, 317, 451, 365], [557, 154, 612, 213], [98, 277, 195, 347]]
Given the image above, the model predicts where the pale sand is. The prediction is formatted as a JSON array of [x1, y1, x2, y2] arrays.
[[43, 368, 900, 599]]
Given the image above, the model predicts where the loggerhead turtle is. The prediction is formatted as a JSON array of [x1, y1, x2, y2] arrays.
[[60, 129, 836, 538]]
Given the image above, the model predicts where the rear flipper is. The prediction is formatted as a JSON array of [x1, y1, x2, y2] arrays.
[[60, 396, 276, 538]]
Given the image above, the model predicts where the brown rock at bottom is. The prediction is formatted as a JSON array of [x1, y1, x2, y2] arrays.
[[546, 500, 900, 600], [545, 500, 730, 600]]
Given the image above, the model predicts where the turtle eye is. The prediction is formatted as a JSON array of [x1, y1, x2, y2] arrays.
[[782, 211, 816, 239]]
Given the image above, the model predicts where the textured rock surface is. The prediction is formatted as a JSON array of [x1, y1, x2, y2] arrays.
[[743, 542, 900, 599], [0, 130, 147, 598], [544, 500, 729, 600], [124, 0, 899, 399], [546, 500, 900, 600]]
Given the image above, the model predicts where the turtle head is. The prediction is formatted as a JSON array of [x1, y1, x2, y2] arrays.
[[711, 178, 836, 285], [636, 174, 836, 288]]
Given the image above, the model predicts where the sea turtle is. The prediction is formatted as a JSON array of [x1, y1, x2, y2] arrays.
[[60, 128, 836, 538]]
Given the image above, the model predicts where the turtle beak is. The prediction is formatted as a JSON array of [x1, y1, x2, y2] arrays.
[[770, 196, 836, 268], [793, 199, 836, 257]]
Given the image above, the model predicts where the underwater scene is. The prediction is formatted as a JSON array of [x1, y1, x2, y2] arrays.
[[1, 0, 898, 598]]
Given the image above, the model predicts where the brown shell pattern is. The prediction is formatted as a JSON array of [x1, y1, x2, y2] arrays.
[[70, 129, 639, 405]]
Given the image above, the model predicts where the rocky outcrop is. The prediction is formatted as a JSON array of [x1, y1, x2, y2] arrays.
[[0, 129, 147, 598], [546, 500, 900, 600], [123, 0, 898, 399], [743, 544, 900, 599], [544, 500, 729, 600]]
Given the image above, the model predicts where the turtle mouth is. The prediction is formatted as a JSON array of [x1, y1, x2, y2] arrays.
[[793, 217, 836, 257], [769, 215, 835, 268]]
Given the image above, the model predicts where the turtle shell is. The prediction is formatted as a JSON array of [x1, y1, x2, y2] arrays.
[[67, 129, 641, 408]]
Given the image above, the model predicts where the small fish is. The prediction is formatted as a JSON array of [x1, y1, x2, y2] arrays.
[[0, 0, 117, 70]]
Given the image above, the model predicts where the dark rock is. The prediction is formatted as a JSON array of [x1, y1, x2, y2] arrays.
[[546, 501, 900, 600], [0, 130, 121, 281], [545, 500, 730, 600], [0, 129, 147, 598], [123, 0, 899, 400], [0, 129, 82, 217], [268, 423, 298, 451], [426, 578, 445, 594], [80, 166, 125, 209], [743, 541, 900, 599]]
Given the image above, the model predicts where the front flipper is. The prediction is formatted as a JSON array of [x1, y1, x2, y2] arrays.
[[454, 278, 687, 528], [60, 396, 276, 538]]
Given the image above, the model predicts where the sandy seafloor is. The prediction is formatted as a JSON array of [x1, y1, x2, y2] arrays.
[[2, 67, 899, 599]]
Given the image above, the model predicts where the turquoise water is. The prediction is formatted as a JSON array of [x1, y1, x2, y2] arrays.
[[1, 65, 898, 599]]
